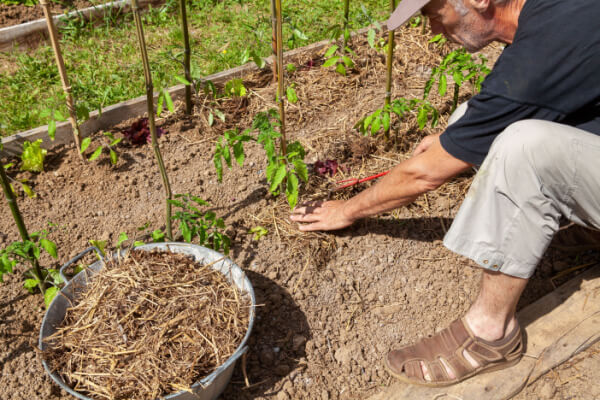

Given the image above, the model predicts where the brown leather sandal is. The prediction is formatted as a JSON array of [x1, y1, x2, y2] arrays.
[[385, 318, 523, 387]]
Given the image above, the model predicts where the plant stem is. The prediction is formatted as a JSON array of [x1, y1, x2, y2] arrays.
[[452, 82, 459, 113], [274, 0, 287, 155], [179, 0, 192, 114], [132, 0, 173, 241], [270, 0, 278, 83], [384, 0, 396, 139], [0, 165, 46, 295], [343, 0, 350, 49], [39, 0, 83, 160]]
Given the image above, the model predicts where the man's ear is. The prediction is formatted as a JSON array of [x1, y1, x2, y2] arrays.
[[466, 0, 491, 12]]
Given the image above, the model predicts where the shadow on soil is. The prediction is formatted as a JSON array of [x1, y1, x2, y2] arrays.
[[339, 216, 455, 243], [221, 270, 310, 400]]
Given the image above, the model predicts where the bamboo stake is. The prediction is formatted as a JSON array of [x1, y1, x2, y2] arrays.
[[274, 0, 287, 155], [270, 0, 278, 83], [39, 0, 83, 160], [0, 164, 46, 294], [384, 0, 396, 139], [343, 0, 350, 49], [131, 0, 173, 240], [179, 0, 192, 114]]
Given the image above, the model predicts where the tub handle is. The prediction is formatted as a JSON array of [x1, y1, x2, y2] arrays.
[[59, 246, 104, 283]]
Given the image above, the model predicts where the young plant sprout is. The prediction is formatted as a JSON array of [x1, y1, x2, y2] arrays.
[[131, 0, 173, 240]]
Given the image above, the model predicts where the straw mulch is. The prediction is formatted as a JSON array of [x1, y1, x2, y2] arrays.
[[44, 250, 251, 400]]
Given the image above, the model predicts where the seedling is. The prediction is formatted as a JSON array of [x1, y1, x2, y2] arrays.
[[156, 88, 176, 117], [80, 132, 122, 165], [249, 226, 268, 241], [21, 139, 47, 173], [2, 163, 36, 198], [214, 110, 308, 209], [424, 48, 490, 112], [0, 228, 60, 307], [356, 97, 439, 136], [224, 78, 248, 97], [322, 45, 356, 76]]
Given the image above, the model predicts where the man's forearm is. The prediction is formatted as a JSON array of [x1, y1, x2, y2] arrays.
[[342, 139, 471, 221]]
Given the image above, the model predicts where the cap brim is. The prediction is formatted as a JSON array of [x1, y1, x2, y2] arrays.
[[387, 0, 431, 30]]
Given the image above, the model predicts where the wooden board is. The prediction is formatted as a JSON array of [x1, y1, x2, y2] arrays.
[[368, 265, 600, 400]]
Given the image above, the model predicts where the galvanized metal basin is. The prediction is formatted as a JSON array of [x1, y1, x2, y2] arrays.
[[39, 242, 256, 400]]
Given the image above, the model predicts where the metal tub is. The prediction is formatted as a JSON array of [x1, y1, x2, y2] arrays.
[[39, 242, 256, 400]]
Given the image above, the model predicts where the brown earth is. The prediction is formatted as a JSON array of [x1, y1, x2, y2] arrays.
[[0, 0, 102, 28], [1, 27, 599, 400]]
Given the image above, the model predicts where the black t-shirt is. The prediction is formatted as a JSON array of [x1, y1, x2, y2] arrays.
[[440, 0, 600, 165]]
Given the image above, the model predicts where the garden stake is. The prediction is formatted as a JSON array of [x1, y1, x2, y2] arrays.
[[39, 0, 84, 160], [0, 162, 46, 294], [343, 0, 350, 50], [384, 0, 396, 139], [274, 0, 287, 155], [270, 0, 278, 83], [178, 0, 193, 114], [132, 0, 173, 240], [333, 170, 390, 191]]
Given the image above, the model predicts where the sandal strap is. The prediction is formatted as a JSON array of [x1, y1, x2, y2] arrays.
[[386, 318, 523, 383]]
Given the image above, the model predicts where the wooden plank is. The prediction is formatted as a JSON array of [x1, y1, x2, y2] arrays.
[[368, 265, 600, 400], [0, 0, 161, 52], [1, 25, 375, 158]]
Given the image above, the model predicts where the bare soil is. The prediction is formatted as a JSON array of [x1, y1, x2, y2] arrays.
[[0, 0, 101, 28], [0, 27, 598, 400]]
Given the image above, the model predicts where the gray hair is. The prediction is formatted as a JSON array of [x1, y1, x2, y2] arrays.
[[450, 0, 511, 15]]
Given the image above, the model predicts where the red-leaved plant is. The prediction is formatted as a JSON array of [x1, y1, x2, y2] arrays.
[[123, 118, 165, 145]]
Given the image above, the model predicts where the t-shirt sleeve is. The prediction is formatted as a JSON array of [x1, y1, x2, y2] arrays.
[[439, 93, 564, 165]]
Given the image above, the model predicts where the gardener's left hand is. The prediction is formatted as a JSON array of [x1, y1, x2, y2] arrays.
[[290, 200, 355, 231]]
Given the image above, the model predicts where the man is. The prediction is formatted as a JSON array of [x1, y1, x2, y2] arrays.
[[290, 0, 600, 387]]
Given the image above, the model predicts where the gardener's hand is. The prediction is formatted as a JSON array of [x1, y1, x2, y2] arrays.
[[290, 200, 355, 231], [413, 133, 442, 156]]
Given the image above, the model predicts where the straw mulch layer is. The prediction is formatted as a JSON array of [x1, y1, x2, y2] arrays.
[[43, 250, 251, 400]]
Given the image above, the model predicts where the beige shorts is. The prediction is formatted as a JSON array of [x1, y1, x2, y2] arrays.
[[443, 104, 600, 278]]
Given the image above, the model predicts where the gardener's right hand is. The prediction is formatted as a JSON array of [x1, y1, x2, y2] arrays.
[[290, 200, 355, 231]]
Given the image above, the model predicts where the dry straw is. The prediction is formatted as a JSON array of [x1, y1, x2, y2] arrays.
[[44, 250, 250, 400]]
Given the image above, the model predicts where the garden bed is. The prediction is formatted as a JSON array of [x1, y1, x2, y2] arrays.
[[1, 26, 598, 400]]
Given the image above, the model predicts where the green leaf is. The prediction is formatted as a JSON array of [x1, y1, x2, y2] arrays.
[[214, 109, 226, 122], [23, 278, 39, 293], [233, 141, 245, 167], [371, 116, 381, 135], [20, 140, 46, 173], [89, 240, 106, 257], [44, 286, 59, 308], [285, 172, 299, 209], [117, 232, 128, 248], [181, 221, 192, 242], [151, 229, 165, 242], [48, 269, 64, 285], [208, 112, 214, 126], [292, 159, 308, 182], [40, 238, 57, 258], [164, 90, 175, 113], [335, 63, 347, 76], [80, 137, 91, 153], [417, 106, 428, 130], [248, 226, 268, 241], [48, 119, 56, 140], [213, 152, 223, 182], [269, 164, 287, 193], [21, 183, 35, 198], [110, 138, 122, 147], [367, 29, 376, 48], [286, 63, 297, 73], [324, 45, 339, 58], [133, 241, 145, 247], [341, 56, 354, 68], [293, 28, 308, 40], [438, 74, 447, 96], [286, 87, 298, 104], [175, 75, 191, 85], [322, 57, 339, 68], [54, 110, 65, 121], [109, 149, 118, 165], [382, 111, 391, 132], [240, 48, 250, 64], [156, 93, 164, 116], [88, 146, 103, 161]]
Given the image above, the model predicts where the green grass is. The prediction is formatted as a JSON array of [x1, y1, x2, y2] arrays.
[[0, 0, 389, 136]]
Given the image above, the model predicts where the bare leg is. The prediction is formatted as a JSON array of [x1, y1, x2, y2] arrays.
[[421, 269, 528, 380]]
